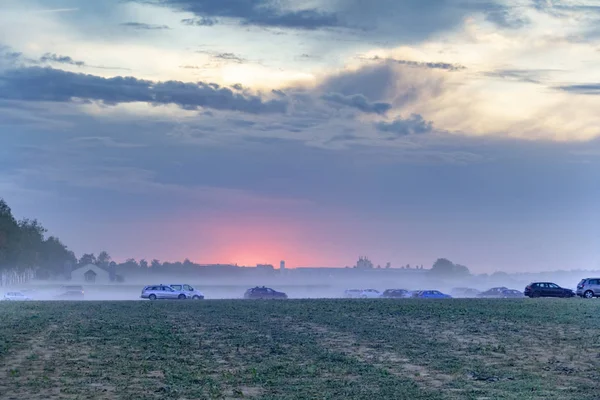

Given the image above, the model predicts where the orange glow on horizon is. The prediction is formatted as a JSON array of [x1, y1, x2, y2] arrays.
[[183, 213, 346, 269]]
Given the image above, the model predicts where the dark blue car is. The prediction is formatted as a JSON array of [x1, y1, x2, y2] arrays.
[[412, 290, 452, 299], [243, 286, 288, 300]]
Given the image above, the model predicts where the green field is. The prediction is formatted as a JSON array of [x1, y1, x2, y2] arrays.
[[1, 299, 599, 399]]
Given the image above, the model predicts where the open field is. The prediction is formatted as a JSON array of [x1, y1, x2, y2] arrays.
[[1, 300, 600, 399]]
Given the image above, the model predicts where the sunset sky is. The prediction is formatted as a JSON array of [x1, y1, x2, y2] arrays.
[[1, 0, 599, 272]]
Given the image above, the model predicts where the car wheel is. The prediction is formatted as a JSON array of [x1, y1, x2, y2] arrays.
[[149, 294, 157, 301], [192, 295, 201, 300], [584, 290, 594, 299], [178, 294, 186, 300]]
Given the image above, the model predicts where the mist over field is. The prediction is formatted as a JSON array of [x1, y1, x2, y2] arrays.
[[8, 266, 597, 301]]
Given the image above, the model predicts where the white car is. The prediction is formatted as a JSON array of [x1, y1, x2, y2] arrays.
[[169, 284, 205, 299], [360, 289, 382, 298], [344, 289, 382, 299], [3, 291, 33, 301]]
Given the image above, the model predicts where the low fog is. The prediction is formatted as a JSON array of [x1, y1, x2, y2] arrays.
[[3, 268, 596, 301]]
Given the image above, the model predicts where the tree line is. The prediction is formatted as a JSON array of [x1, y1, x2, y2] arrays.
[[1, 197, 473, 283], [0, 199, 76, 280]]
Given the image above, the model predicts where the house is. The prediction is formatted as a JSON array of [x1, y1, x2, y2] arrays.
[[70, 264, 111, 284]]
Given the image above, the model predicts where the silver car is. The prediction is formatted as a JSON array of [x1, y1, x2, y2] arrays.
[[169, 284, 204, 299], [141, 284, 187, 300], [576, 278, 600, 298], [3, 291, 33, 301]]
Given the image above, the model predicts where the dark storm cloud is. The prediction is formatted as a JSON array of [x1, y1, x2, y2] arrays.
[[138, 0, 341, 30], [556, 83, 600, 95], [0, 67, 288, 113], [376, 114, 434, 136], [366, 56, 465, 71], [321, 92, 391, 114], [39, 53, 85, 67], [120, 22, 171, 30]]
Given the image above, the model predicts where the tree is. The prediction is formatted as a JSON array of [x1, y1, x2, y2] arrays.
[[124, 258, 138, 268], [139, 259, 149, 269], [37, 236, 76, 276], [429, 258, 470, 278], [151, 259, 161, 269], [79, 253, 97, 266], [0, 198, 77, 282], [14, 219, 46, 270], [0, 199, 19, 268], [97, 251, 111, 267]]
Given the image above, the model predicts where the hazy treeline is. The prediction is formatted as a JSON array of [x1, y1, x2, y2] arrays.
[[1, 198, 596, 289], [0, 199, 76, 285]]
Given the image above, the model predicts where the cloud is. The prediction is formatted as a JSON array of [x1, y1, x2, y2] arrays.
[[32, 8, 79, 13], [556, 83, 600, 95], [0, 48, 22, 65], [319, 62, 446, 110], [120, 22, 171, 30], [532, 0, 600, 16], [196, 50, 248, 64], [332, 0, 508, 42], [482, 69, 559, 84], [0, 67, 288, 114], [214, 53, 246, 63], [181, 17, 218, 26], [139, 0, 342, 30], [367, 56, 465, 71], [39, 53, 85, 67], [376, 114, 434, 136], [485, 6, 529, 29], [321, 92, 391, 114], [68, 137, 147, 148]]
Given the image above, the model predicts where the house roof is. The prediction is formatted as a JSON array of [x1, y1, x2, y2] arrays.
[[72, 264, 110, 275]]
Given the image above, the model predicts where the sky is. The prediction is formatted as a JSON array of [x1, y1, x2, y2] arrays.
[[1, 0, 600, 272]]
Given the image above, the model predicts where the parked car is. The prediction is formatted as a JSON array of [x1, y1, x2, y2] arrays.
[[141, 285, 187, 300], [500, 289, 524, 298], [576, 278, 600, 298], [477, 287, 509, 298], [412, 290, 452, 299], [524, 282, 575, 298], [169, 284, 204, 299], [451, 287, 481, 298], [3, 291, 33, 301], [382, 289, 410, 298], [344, 289, 363, 298], [243, 286, 288, 300], [55, 285, 84, 300], [343, 289, 381, 298], [360, 289, 382, 298]]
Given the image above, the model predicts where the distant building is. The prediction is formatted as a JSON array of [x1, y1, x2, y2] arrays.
[[70, 264, 111, 284], [280, 260, 286, 270], [256, 264, 275, 272]]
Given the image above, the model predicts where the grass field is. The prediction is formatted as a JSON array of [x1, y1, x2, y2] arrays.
[[1, 299, 600, 399]]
